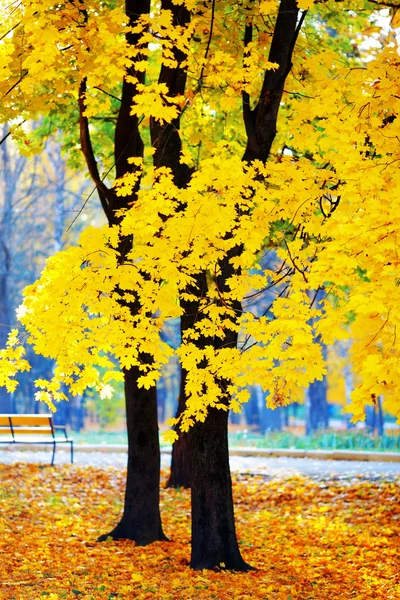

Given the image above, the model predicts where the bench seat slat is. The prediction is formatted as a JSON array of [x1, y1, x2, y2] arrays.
[[9, 416, 52, 426], [0, 438, 71, 443], [5, 427, 53, 434]]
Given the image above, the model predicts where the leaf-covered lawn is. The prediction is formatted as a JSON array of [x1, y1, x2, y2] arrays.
[[0, 464, 399, 600]]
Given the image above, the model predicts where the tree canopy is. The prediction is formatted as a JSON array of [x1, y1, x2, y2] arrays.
[[0, 0, 399, 425]]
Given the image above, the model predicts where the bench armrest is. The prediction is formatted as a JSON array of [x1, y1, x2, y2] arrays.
[[53, 425, 68, 439]]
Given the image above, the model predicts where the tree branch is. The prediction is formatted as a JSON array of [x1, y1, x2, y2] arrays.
[[4, 71, 28, 97], [114, 0, 150, 185], [150, 0, 191, 188], [0, 21, 21, 43], [198, 0, 216, 89], [0, 129, 12, 147], [368, 0, 400, 8], [242, 23, 257, 159], [93, 86, 121, 103], [78, 78, 113, 223], [243, 0, 305, 162]]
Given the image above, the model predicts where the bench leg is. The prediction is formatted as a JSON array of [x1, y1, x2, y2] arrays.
[[70, 441, 74, 464], [51, 442, 56, 466]]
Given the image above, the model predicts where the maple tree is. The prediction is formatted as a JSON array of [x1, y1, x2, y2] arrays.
[[1, 0, 400, 570]]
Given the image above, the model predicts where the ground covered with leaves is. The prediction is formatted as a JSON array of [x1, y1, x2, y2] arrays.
[[0, 464, 399, 600]]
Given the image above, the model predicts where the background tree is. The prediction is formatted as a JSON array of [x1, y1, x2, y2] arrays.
[[0, 127, 91, 420], [305, 291, 329, 434]]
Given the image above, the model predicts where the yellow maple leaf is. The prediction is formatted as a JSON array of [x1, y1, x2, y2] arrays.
[[297, 0, 315, 9]]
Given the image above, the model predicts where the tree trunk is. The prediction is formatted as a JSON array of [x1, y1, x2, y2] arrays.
[[376, 396, 384, 437], [0, 393, 12, 413], [0, 126, 15, 413], [149, 0, 192, 489], [365, 397, 384, 437], [78, 0, 167, 546], [190, 406, 251, 570], [189, 256, 249, 570], [166, 296, 196, 489], [306, 306, 329, 434], [98, 365, 167, 544], [166, 370, 192, 488], [156, 378, 166, 423], [282, 406, 289, 427], [341, 340, 356, 429], [305, 376, 329, 435], [256, 386, 282, 434], [244, 387, 260, 427], [186, 0, 302, 568]]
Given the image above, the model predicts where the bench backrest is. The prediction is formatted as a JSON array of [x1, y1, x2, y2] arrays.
[[0, 414, 55, 439]]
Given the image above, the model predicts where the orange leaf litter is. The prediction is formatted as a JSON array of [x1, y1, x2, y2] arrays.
[[0, 464, 399, 599]]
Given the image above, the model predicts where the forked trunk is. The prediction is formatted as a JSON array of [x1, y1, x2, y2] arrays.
[[98, 365, 167, 545]]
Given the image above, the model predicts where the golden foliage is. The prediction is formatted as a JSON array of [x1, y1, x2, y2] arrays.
[[1, 0, 400, 425], [0, 464, 399, 599]]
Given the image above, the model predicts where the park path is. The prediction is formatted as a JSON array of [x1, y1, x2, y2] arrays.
[[1, 448, 400, 479]]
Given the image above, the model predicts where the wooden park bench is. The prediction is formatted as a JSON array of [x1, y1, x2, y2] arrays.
[[0, 414, 74, 465]]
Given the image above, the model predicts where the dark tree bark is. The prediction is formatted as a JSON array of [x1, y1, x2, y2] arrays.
[[190, 255, 251, 570], [165, 293, 200, 489], [78, 0, 166, 545], [191, 406, 250, 570], [78, 0, 305, 565], [242, 0, 303, 163], [98, 366, 166, 544], [190, 0, 303, 570], [178, 0, 304, 570], [167, 372, 192, 488], [149, 0, 193, 489]]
